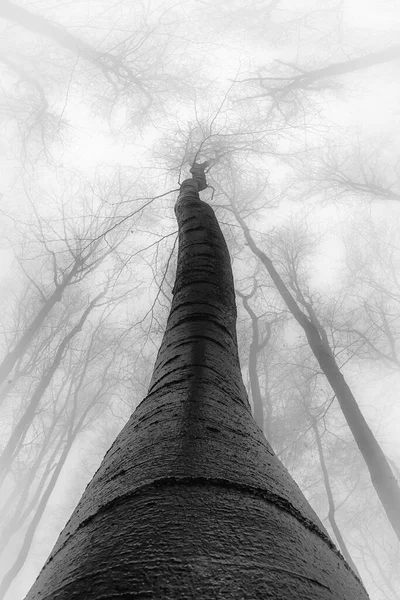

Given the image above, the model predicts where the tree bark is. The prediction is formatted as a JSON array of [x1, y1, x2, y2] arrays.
[[24, 176, 369, 600], [233, 209, 400, 544]]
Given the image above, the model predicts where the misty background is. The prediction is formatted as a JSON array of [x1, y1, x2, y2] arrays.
[[0, 0, 400, 598]]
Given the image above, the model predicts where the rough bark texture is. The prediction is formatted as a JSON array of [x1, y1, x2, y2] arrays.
[[25, 180, 369, 599]]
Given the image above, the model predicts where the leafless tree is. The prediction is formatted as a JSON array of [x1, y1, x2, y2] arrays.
[[237, 276, 284, 433], [214, 173, 400, 542]]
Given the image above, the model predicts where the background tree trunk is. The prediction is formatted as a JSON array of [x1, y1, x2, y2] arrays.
[[254, 45, 400, 99], [233, 206, 400, 544], [0, 293, 102, 480], [310, 415, 359, 576], [238, 290, 266, 431], [0, 266, 77, 390]]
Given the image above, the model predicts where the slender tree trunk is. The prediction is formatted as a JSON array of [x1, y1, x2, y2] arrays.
[[252, 45, 400, 100], [240, 292, 264, 431], [287, 46, 400, 88], [311, 417, 359, 576], [0, 0, 143, 95], [0, 434, 76, 599], [234, 209, 400, 543], [24, 171, 368, 600], [0, 433, 64, 556], [239, 291, 276, 434], [362, 535, 397, 599], [0, 414, 58, 522], [0, 266, 77, 391], [0, 295, 100, 480], [248, 338, 264, 430], [263, 362, 273, 441]]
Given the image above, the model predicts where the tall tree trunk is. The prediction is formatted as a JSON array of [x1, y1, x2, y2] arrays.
[[0, 432, 64, 556], [362, 534, 398, 599], [284, 46, 400, 89], [248, 338, 264, 430], [0, 294, 101, 480], [233, 208, 400, 543], [248, 45, 400, 100], [238, 293, 265, 431], [24, 169, 369, 600], [310, 416, 359, 577], [0, 433, 76, 599], [0, 0, 145, 97], [0, 0, 104, 65], [0, 410, 59, 523], [263, 362, 273, 441]]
